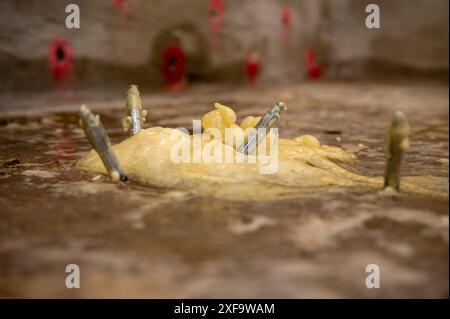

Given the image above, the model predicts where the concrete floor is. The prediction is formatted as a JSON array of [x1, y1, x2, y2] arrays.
[[0, 81, 448, 298]]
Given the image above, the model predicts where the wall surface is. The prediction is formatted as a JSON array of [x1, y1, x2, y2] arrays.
[[325, 0, 449, 78], [0, 0, 448, 91]]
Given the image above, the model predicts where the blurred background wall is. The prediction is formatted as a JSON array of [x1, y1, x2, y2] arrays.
[[0, 0, 448, 92]]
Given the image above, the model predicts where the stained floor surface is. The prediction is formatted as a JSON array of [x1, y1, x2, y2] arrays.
[[0, 81, 448, 298]]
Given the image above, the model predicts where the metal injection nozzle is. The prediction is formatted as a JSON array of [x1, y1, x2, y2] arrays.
[[122, 84, 147, 136], [237, 101, 287, 155], [79, 105, 128, 182], [383, 111, 410, 192]]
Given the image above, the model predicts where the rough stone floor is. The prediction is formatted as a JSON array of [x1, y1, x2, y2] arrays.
[[0, 81, 448, 298]]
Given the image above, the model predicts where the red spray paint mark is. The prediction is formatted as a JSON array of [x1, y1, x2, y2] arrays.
[[305, 47, 321, 79], [113, 0, 134, 31], [162, 45, 186, 92], [209, 0, 224, 33], [246, 49, 261, 83], [281, 6, 292, 26], [51, 128, 77, 162], [48, 38, 74, 87], [281, 6, 292, 44], [113, 0, 133, 15]]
